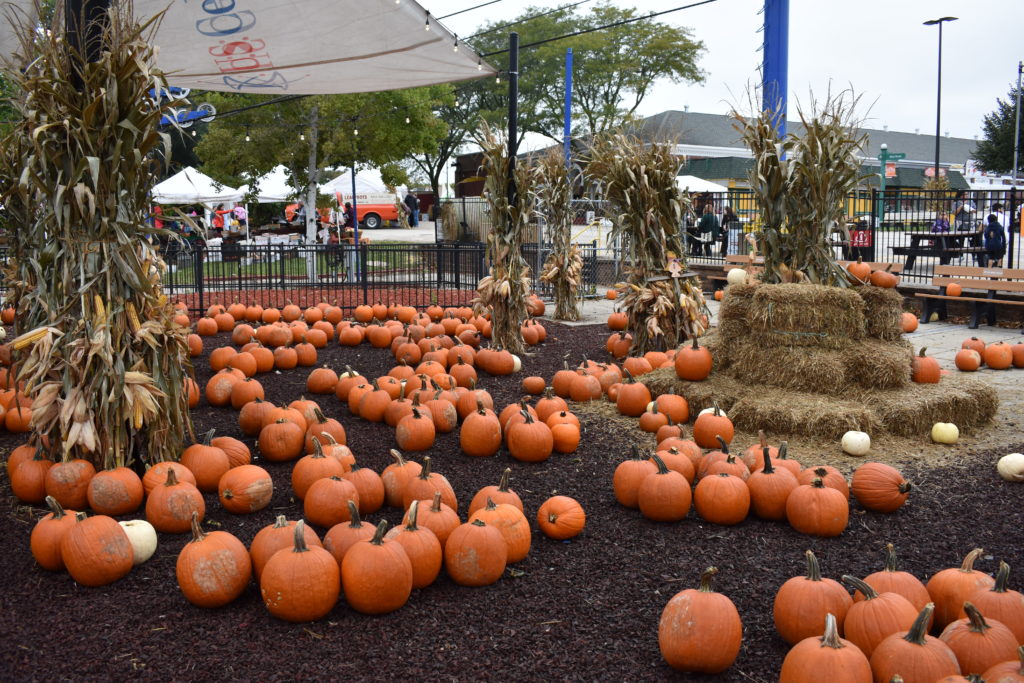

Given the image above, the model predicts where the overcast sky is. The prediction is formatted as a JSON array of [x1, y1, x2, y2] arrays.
[[427, 0, 1023, 150]]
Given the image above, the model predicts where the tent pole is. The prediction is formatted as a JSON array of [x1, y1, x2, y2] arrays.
[[507, 32, 519, 211]]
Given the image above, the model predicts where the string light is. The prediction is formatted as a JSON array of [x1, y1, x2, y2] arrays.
[[405, 116, 410, 124], [245, 128, 250, 142], [495, 75, 501, 84], [191, 129, 196, 137], [353, 128, 358, 136], [477, 59, 483, 71], [453, 39, 459, 52]]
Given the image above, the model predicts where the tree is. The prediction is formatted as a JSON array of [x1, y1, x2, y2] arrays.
[[194, 87, 452, 240], [974, 85, 1023, 174], [468, 2, 705, 140]]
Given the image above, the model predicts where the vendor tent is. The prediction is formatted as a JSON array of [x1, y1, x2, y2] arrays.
[[151, 167, 242, 205], [320, 168, 391, 196], [676, 176, 729, 193], [238, 165, 300, 204]]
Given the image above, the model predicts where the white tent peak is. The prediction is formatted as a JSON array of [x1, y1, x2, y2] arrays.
[[676, 175, 728, 194], [151, 167, 242, 205], [238, 165, 301, 204]]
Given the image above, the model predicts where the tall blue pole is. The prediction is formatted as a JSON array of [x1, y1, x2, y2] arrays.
[[564, 48, 573, 167], [351, 166, 359, 276], [762, 0, 789, 136]]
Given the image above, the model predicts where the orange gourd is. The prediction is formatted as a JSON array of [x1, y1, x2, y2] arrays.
[[774, 550, 853, 645], [926, 548, 997, 631], [658, 567, 743, 674]]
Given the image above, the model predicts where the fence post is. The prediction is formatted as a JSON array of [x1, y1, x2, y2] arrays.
[[194, 245, 205, 316], [1009, 190, 1018, 269], [360, 244, 369, 306]]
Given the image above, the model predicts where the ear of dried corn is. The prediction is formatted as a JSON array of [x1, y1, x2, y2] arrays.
[[732, 88, 868, 287], [472, 121, 532, 354], [535, 148, 581, 321], [586, 133, 707, 354], [0, 3, 194, 469]]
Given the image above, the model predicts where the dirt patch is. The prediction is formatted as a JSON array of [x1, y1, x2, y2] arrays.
[[0, 321, 1022, 682]]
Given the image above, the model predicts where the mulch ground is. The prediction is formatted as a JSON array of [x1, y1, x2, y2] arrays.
[[1, 321, 1022, 681]]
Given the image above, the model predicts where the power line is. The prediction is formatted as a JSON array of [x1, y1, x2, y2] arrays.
[[438, 0, 504, 20], [478, 0, 721, 57], [466, 0, 594, 41]]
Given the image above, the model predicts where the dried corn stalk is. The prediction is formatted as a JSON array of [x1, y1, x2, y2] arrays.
[[472, 121, 532, 354], [586, 133, 707, 354], [733, 88, 868, 287], [535, 148, 581, 321], [0, 4, 193, 469], [438, 201, 459, 242], [389, 185, 412, 229]]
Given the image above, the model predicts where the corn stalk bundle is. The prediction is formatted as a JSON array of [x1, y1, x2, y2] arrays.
[[472, 121, 532, 354], [733, 89, 868, 287], [535, 148, 581, 321], [586, 133, 707, 354], [390, 187, 412, 230], [0, 5, 193, 469]]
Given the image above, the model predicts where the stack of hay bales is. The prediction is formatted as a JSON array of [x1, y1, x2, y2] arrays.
[[642, 281, 998, 438], [714, 282, 910, 395]]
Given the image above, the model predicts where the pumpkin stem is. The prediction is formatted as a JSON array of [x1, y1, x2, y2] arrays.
[[43, 495, 67, 520], [430, 490, 442, 512], [758, 429, 768, 449], [164, 468, 180, 487], [712, 400, 721, 417], [818, 613, 844, 649], [650, 453, 670, 475], [715, 435, 728, 454], [629, 444, 643, 461], [882, 543, 900, 573], [310, 437, 326, 458], [369, 519, 388, 545], [697, 566, 718, 592], [810, 477, 826, 489], [519, 409, 535, 424], [961, 602, 993, 634], [918, 347, 928, 358], [292, 520, 310, 553], [804, 550, 824, 582], [760, 447, 776, 474], [813, 467, 829, 478], [690, 336, 700, 350], [470, 519, 486, 528], [418, 457, 433, 480], [199, 428, 215, 445], [841, 575, 878, 600], [322, 432, 339, 446], [405, 499, 421, 530], [902, 603, 935, 646], [484, 496, 498, 511], [497, 467, 512, 492], [271, 515, 288, 529], [991, 561, 1010, 593], [778, 441, 789, 460], [960, 547, 984, 573], [347, 500, 362, 528], [189, 511, 206, 543], [389, 449, 407, 467], [411, 407, 423, 419]]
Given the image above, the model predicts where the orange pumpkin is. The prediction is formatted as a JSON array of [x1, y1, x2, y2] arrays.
[[30, 496, 79, 571], [911, 347, 941, 384], [218, 465, 273, 514], [658, 567, 743, 673], [774, 550, 853, 645], [846, 258, 871, 282], [946, 282, 963, 297], [984, 341, 1014, 370], [955, 348, 982, 372], [177, 512, 251, 607], [260, 520, 339, 622], [86, 467, 144, 516], [59, 513, 134, 586], [675, 337, 713, 381]]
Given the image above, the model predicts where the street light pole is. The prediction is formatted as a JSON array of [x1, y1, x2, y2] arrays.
[[923, 16, 957, 181]]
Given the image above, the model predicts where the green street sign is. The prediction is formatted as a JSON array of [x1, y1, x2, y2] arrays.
[[879, 151, 906, 161]]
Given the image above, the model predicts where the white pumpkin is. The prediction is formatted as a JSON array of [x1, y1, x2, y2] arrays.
[[996, 453, 1024, 482], [118, 519, 158, 565], [0, 326, 6, 341], [698, 406, 728, 419], [841, 430, 871, 456], [930, 422, 959, 445], [511, 354, 522, 373], [726, 268, 747, 286]]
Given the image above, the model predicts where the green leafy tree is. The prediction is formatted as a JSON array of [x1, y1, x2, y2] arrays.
[[974, 85, 1023, 174], [194, 87, 451, 238]]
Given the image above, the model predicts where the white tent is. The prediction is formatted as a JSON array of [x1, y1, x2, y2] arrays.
[[676, 176, 729, 193], [238, 165, 300, 204], [133, 0, 496, 95], [151, 167, 243, 205], [320, 168, 405, 204]]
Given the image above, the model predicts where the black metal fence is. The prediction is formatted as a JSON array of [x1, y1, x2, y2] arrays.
[[158, 242, 485, 315]]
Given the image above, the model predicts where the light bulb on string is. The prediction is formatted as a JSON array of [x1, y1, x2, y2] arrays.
[[353, 128, 358, 136], [405, 116, 410, 124], [424, 18, 430, 31], [477, 59, 483, 71], [245, 130, 250, 142], [300, 132, 305, 141], [191, 129, 196, 137], [453, 39, 458, 52]]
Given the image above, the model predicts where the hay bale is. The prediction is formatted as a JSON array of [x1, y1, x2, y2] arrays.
[[857, 286, 904, 341], [747, 284, 865, 349], [867, 374, 998, 437], [843, 338, 912, 390], [729, 344, 848, 396], [729, 393, 879, 439], [640, 366, 745, 415]]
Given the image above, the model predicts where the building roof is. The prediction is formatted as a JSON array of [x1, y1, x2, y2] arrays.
[[633, 110, 978, 166], [678, 156, 970, 190]]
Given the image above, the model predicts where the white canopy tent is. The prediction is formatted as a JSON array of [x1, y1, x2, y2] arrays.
[[2, 1, 495, 95], [238, 165, 300, 204], [151, 167, 243, 205], [676, 176, 729, 194]]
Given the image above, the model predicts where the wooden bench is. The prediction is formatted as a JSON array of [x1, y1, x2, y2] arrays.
[[916, 265, 1024, 333]]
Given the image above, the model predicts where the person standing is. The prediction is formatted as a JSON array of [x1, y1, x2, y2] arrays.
[[697, 205, 720, 257], [984, 213, 1007, 267], [231, 203, 247, 233], [403, 191, 419, 228], [953, 191, 976, 231], [721, 205, 739, 256]]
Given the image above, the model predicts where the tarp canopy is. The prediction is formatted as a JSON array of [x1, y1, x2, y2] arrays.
[[238, 165, 299, 204], [132, 0, 496, 95], [676, 175, 729, 193], [151, 167, 243, 205], [320, 168, 404, 204]]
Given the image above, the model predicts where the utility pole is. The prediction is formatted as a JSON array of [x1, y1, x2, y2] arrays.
[[507, 32, 519, 210]]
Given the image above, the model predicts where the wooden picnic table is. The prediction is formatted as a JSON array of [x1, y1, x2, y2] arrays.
[[891, 229, 985, 271]]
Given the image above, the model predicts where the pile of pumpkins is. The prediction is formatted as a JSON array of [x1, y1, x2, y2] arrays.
[[660, 546, 1024, 677], [613, 424, 911, 537], [953, 336, 1024, 373]]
